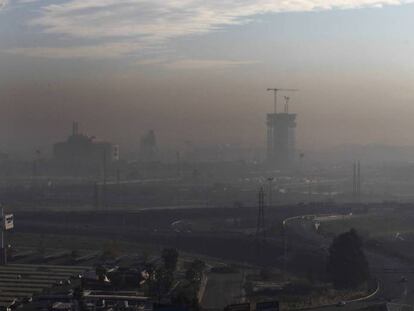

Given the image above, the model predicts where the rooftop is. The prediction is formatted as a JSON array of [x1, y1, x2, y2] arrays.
[[0, 264, 90, 310]]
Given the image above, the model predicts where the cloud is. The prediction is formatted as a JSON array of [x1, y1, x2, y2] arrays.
[[164, 59, 260, 70], [0, 0, 7, 9], [30, 0, 414, 39], [135, 58, 167, 66], [134, 58, 259, 69], [8, 0, 414, 59], [6, 42, 144, 59], [1, 0, 38, 10]]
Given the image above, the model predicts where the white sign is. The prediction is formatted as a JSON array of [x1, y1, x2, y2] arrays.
[[4, 214, 13, 230]]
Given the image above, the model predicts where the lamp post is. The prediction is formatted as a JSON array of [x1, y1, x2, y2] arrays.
[[267, 177, 274, 207]]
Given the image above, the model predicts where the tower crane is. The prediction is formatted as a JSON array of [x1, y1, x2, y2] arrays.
[[266, 88, 298, 113]]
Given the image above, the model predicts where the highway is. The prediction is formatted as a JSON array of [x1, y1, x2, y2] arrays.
[[283, 214, 413, 311]]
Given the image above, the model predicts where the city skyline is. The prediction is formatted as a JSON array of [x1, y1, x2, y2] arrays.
[[1, 1, 414, 155]]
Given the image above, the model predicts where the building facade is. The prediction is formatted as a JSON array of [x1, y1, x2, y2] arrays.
[[53, 122, 119, 173], [139, 130, 158, 162], [266, 113, 296, 167]]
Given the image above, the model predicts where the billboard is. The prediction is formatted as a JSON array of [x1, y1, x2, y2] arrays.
[[4, 214, 13, 230], [256, 301, 279, 311]]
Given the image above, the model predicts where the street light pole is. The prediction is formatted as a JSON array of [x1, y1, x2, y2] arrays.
[[282, 220, 288, 281], [267, 177, 274, 207]]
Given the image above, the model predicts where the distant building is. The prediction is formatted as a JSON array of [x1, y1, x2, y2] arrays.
[[139, 130, 158, 162], [53, 122, 119, 171], [266, 113, 296, 167]]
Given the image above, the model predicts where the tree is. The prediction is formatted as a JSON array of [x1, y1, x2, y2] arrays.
[[191, 260, 205, 275], [95, 265, 107, 283], [171, 286, 200, 311], [162, 248, 179, 272], [179, 259, 205, 311], [327, 229, 370, 289], [185, 259, 205, 284], [147, 267, 174, 302]]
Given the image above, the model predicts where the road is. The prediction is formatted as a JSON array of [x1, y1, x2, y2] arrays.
[[201, 270, 246, 310], [283, 214, 412, 310]]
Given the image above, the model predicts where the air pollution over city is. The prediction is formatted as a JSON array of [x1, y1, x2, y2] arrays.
[[1, 1, 414, 311]]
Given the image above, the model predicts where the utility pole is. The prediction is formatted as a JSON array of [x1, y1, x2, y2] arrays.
[[352, 162, 357, 202], [32, 149, 41, 184], [267, 177, 274, 207], [116, 167, 121, 207], [282, 219, 288, 281], [357, 161, 361, 202], [102, 149, 107, 210], [352, 161, 361, 202], [256, 187, 266, 257], [93, 182, 99, 209], [0, 205, 14, 265], [176, 151, 181, 177]]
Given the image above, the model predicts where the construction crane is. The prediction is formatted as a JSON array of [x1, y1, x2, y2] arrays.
[[266, 88, 298, 113]]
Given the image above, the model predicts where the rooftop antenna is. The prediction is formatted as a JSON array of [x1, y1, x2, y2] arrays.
[[266, 88, 299, 113]]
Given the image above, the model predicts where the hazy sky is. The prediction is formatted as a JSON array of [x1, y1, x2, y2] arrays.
[[1, 0, 414, 156]]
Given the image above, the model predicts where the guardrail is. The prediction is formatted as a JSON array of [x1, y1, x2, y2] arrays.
[[345, 279, 380, 303]]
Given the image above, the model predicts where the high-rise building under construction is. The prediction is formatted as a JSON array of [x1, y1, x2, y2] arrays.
[[266, 112, 297, 167]]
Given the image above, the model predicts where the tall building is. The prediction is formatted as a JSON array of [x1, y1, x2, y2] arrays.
[[53, 122, 119, 172], [266, 113, 296, 167], [139, 130, 158, 162]]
